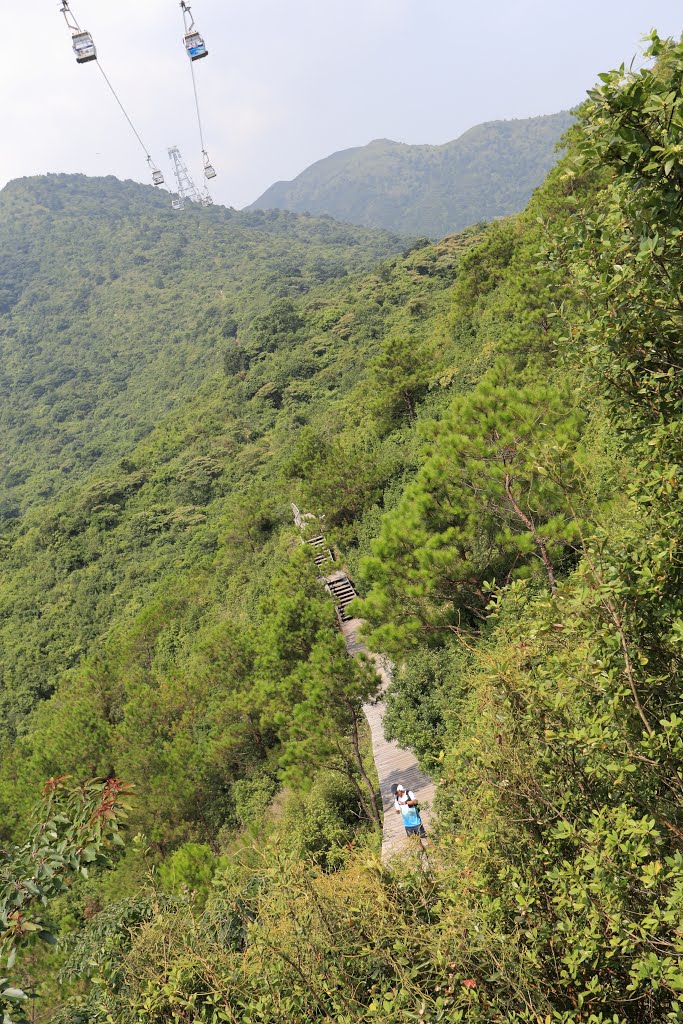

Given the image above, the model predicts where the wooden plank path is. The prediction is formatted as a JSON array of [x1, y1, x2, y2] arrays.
[[341, 616, 436, 861]]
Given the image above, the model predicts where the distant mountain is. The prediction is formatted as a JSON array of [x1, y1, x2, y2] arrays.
[[249, 111, 574, 237]]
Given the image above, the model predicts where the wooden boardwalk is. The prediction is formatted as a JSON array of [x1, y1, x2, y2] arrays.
[[341, 617, 436, 861]]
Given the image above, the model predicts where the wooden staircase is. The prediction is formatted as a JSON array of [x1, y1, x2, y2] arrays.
[[325, 570, 358, 623], [304, 533, 334, 569], [292, 503, 356, 622]]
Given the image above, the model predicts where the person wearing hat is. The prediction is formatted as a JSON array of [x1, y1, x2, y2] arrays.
[[392, 783, 427, 842]]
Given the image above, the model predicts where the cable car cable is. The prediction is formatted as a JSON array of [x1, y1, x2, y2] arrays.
[[95, 62, 162, 178], [188, 58, 209, 164], [179, 1, 216, 180], [59, 1, 165, 186]]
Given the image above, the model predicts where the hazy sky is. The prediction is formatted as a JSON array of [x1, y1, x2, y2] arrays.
[[2, 1, 680, 209]]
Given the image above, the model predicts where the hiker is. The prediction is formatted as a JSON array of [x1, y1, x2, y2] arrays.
[[393, 783, 427, 842]]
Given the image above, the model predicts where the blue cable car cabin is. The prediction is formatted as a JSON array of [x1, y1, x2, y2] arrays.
[[184, 31, 208, 60], [72, 30, 96, 63]]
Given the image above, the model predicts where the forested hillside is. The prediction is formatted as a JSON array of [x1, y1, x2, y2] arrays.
[[0, 173, 404, 518], [3, 32, 683, 1024], [249, 111, 573, 237]]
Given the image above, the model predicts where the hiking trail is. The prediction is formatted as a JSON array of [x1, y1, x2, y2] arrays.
[[293, 505, 436, 861], [341, 616, 436, 860]]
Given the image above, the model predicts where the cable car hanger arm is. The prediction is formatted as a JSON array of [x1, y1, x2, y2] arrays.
[[59, 0, 81, 33], [180, 0, 196, 32]]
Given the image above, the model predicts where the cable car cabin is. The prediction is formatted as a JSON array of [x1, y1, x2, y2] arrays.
[[152, 169, 165, 186], [172, 197, 184, 210], [72, 31, 97, 63], [204, 163, 217, 180], [184, 31, 208, 60]]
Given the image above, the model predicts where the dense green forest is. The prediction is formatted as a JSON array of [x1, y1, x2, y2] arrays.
[[2, 32, 683, 1024], [249, 112, 573, 238], [0, 173, 405, 519]]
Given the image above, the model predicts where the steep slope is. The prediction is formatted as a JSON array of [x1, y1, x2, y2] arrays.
[[249, 111, 574, 236], [0, 173, 404, 518], [0, 207, 475, 746]]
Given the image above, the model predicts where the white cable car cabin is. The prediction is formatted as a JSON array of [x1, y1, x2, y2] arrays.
[[204, 163, 217, 180], [72, 30, 96, 63], [172, 197, 184, 210], [184, 31, 208, 60], [152, 169, 165, 186]]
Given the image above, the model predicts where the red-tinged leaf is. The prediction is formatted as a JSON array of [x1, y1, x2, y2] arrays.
[[42, 775, 72, 795]]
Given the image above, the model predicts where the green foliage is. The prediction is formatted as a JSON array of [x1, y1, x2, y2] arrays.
[[382, 645, 465, 767], [0, 206, 471, 746], [158, 844, 225, 907], [357, 362, 585, 654], [368, 328, 434, 426], [275, 773, 370, 868], [277, 629, 382, 823], [0, 777, 131, 1022], [284, 427, 394, 530], [0, 173, 404, 518], [230, 773, 279, 831], [252, 551, 382, 825], [0, 170, 489, 1017], [569, 31, 683, 447], [57, 891, 173, 1023], [249, 111, 574, 237], [5, 34, 683, 1024]]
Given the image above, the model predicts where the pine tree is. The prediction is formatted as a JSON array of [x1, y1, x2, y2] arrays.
[[358, 360, 584, 654]]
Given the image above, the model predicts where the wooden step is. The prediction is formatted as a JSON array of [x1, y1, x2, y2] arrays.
[[326, 573, 358, 621], [329, 583, 355, 598], [305, 534, 334, 566], [327, 576, 355, 590]]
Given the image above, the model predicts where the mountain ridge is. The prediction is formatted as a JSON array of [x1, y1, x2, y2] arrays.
[[249, 111, 574, 237]]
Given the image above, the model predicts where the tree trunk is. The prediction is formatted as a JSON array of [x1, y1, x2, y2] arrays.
[[348, 703, 382, 829], [504, 472, 558, 595]]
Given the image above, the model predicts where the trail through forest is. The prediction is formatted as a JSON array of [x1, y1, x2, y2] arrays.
[[295, 503, 436, 857], [341, 617, 436, 860]]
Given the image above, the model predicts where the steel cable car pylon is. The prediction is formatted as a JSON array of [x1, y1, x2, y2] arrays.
[[167, 145, 212, 210], [180, 1, 217, 182], [58, 1, 165, 189]]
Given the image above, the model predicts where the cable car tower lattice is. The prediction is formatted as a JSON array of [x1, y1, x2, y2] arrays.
[[167, 146, 212, 210]]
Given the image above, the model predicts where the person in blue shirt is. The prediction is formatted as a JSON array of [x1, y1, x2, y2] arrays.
[[394, 784, 427, 842]]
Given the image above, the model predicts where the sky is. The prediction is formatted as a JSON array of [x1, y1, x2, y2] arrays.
[[1, 1, 681, 209]]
